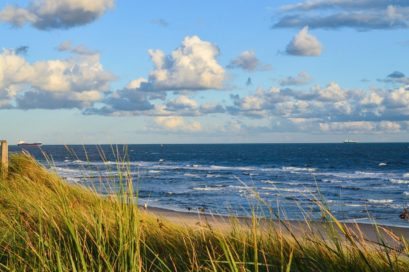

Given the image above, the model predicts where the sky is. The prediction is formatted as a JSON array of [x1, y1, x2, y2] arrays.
[[0, 0, 409, 144]]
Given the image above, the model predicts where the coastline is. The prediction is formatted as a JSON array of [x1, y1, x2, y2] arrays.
[[142, 205, 409, 244]]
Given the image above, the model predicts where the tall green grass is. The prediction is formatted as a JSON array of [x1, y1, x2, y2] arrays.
[[0, 153, 408, 271]]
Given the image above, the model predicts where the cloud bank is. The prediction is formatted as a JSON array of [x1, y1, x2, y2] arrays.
[[275, 0, 409, 30]]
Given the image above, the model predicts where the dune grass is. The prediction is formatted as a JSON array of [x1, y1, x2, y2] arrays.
[[0, 153, 408, 271]]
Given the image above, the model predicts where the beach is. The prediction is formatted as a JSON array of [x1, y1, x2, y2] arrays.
[[1, 153, 409, 271], [143, 205, 409, 247]]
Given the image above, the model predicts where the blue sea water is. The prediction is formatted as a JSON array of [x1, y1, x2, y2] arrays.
[[9, 143, 409, 227]]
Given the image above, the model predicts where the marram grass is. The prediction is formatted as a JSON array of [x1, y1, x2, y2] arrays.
[[0, 153, 408, 271]]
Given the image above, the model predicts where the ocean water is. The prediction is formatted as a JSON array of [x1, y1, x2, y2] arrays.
[[9, 143, 409, 227]]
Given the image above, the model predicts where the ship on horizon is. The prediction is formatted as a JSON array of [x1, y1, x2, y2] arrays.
[[343, 138, 358, 144], [17, 141, 43, 147]]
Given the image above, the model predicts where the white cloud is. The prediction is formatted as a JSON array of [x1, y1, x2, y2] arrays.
[[141, 36, 225, 91], [126, 78, 148, 90], [379, 121, 401, 132], [360, 92, 384, 106], [227, 51, 271, 71], [286, 27, 322, 56], [0, 0, 114, 30], [154, 116, 202, 132], [166, 95, 198, 110], [319, 121, 375, 132], [315, 82, 347, 101], [320, 120, 402, 133], [388, 87, 409, 107], [280, 71, 312, 86], [275, 1, 409, 30], [0, 47, 115, 109], [240, 96, 264, 111]]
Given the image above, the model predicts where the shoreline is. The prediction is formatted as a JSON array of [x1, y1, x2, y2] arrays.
[[141, 204, 409, 228], [141, 205, 409, 245]]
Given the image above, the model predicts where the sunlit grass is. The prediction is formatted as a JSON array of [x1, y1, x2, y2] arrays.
[[0, 153, 408, 271]]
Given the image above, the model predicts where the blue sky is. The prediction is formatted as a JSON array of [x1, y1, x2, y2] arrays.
[[1, 0, 409, 144]]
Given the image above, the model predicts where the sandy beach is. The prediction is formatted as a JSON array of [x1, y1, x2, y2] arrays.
[[143, 206, 409, 247]]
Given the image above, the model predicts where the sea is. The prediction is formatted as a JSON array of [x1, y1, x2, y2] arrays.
[[9, 143, 409, 227]]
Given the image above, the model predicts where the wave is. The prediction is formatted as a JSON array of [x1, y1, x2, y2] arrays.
[[209, 165, 257, 171], [389, 179, 409, 184], [260, 187, 313, 194], [206, 174, 223, 178], [321, 178, 343, 183], [281, 166, 316, 173], [367, 199, 393, 204], [344, 203, 364, 207], [404, 192, 409, 196], [184, 173, 201, 178], [319, 170, 387, 180], [192, 186, 224, 191]]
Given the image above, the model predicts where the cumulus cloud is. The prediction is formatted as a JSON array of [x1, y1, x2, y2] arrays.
[[86, 36, 227, 116], [0, 0, 114, 30], [227, 81, 409, 134], [227, 51, 271, 71], [286, 27, 322, 56], [0, 47, 115, 110], [154, 116, 202, 132], [280, 72, 312, 86], [314, 82, 347, 102], [138, 36, 225, 92], [275, 1, 409, 30], [166, 95, 198, 111], [387, 86, 409, 108]]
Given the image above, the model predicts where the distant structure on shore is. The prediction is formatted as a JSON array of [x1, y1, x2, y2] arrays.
[[17, 141, 43, 147]]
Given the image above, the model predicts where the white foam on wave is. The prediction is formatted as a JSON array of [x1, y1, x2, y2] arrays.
[[192, 186, 224, 191], [318, 170, 394, 182], [282, 166, 316, 173], [261, 180, 279, 184], [322, 178, 343, 183], [210, 165, 256, 171], [390, 179, 409, 184], [404, 192, 409, 196], [367, 199, 393, 204], [206, 174, 223, 178], [344, 203, 364, 207], [260, 187, 313, 194], [184, 173, 200, 178]]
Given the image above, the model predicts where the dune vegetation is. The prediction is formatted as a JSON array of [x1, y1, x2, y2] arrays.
[[0, 153, 408, 271]]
